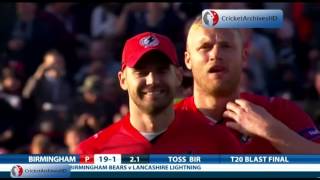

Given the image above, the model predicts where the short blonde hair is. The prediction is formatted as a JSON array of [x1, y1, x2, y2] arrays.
[[186, 15, 244, 50]]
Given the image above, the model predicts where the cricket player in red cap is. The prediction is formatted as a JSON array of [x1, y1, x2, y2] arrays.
[[77, 32, 242, 154], [176, 15, 320, 154]]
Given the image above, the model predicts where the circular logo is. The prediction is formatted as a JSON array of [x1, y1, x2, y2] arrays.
[[11, 165, 23, 177], [203, 10, 219, 27], [139, 36, 159, 48]]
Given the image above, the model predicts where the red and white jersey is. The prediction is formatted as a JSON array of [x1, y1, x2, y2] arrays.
[[76, 109, 242, 154], [175, 92, 320, 154]]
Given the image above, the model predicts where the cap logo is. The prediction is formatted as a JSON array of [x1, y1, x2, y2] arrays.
[[139, 35, 159, 48]]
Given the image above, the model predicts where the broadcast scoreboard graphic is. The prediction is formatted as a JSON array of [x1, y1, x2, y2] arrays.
[[1, 154, 320, 178]]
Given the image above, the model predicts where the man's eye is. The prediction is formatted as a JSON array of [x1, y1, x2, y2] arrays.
[[200, 44, 212, 50], [135, 71, 148, 77], [219, 43, 231, 48]]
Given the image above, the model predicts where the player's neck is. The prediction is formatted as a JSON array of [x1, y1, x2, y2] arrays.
[[194, 87, 240, 121], [129, 103, 174, 133]]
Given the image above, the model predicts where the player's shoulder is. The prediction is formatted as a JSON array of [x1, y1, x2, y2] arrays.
[[240, 92, 298, 111], [240, 92, 315, 129], [174, 96, 206, 122], [76, 118, 126, 154], [174, 96, 194, 111], [240, 92, 272, 106]]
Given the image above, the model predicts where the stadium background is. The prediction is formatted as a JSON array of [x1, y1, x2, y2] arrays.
[[0, 2, 319, 154]]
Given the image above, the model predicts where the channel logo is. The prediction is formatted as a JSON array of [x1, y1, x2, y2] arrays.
[[202, 9, 283, 28], [11, 165, 23, 177], [9, 164, 70, 178], [202, 10, 219, 27]]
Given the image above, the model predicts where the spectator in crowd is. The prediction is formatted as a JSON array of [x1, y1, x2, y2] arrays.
[[29, 133, 53, 154], [40, 3, 79, 77], [290, 3, 314, 75], [112, 103, 129, 123], [172, 3, 203, 22], [101, 76, 126, 124], [115, 3, 184, 43], [244, 28, 277, 95], [91, 3, 122, 38], [0, 67, 22, 110], [64, 126, 90, 154], [7, 2, 52, 77], [74, 113, 101, 134], [74, 38, 120, 85], [270, 18, 306, 99], [0, 67, 29, 152], [70, 75, 110, 127], [275, 65, 303, 100], [275, 18, 296, 67], [22, 50, 71, 135], [74, 60, 105, 86], [117, 3, 194, 68]]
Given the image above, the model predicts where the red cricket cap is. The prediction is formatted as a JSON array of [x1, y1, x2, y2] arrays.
[[121, 32, 179, 70]]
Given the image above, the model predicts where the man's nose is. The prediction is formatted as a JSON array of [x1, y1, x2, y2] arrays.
[[146, 72, 160, 85], [208, 45, 222, 61]]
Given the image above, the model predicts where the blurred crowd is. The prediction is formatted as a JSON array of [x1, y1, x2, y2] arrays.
[[0, 2, 319, 154]]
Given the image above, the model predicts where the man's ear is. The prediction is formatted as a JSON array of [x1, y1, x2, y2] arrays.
[[184, 51, 192, 70], [118, 70, 128, 91]]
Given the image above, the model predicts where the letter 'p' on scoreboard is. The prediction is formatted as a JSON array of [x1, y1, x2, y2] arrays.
[[80, 155, 94, 164]]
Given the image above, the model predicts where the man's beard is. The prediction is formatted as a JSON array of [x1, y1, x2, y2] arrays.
[[193, 71, 241, 97], [129, 85, 174, 115]]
